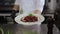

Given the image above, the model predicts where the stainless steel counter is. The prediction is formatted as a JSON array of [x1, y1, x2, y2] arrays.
[[0, 24, 48, 34], [0, 24, 59, 34]]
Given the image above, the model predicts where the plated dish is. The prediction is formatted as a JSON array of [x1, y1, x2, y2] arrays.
[[15, 13, 45, 26]]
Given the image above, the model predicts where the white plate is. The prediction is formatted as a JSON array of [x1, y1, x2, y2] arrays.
[[15, 13, 45, 26]]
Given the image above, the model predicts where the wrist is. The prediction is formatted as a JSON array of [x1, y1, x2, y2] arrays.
[[34, 10, 41, 14]]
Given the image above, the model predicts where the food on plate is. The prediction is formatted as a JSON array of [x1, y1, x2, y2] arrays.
[[21, 14, 38, 22]]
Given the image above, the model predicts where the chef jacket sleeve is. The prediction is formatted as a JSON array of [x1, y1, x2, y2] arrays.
[[35, 0, 45, 13], [15, 0, 21, 5]]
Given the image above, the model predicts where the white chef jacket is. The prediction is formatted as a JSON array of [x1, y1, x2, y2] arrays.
[[15, 0, 45, 14]]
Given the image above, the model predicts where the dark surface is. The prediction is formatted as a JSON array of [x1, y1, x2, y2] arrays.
[[0, 0, 15, 6], [0, 0, 15, 13], [0, 31, 2, 34], [0, 16, 7, 24]]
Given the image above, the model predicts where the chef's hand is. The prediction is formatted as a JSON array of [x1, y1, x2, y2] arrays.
[[34, 10, 41, 14], [13, 5, 19, 12]]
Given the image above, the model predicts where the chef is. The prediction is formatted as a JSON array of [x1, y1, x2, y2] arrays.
[[13, 0, 45, 34], [13, 0, 45, 15]]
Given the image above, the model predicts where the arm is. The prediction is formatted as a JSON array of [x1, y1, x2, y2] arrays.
[[34, 0, 45, 14], [13, 0, 20, 12], [13, 5, 19, 12]]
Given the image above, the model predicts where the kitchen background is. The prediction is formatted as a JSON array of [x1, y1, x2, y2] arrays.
[[0, 0, 60, 34], [0, 0, 59, 24]]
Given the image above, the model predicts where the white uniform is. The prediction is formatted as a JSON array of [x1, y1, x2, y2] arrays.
[[15, 0, 45, 14], [14, 0, 45, 34]]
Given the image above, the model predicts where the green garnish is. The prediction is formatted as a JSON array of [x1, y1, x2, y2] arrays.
[[29, 14, 33, 16]]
